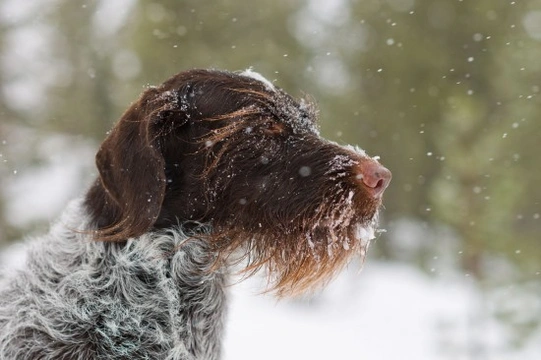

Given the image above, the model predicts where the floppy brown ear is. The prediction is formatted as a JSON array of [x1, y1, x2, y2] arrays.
[[89, 88, 178, 241]]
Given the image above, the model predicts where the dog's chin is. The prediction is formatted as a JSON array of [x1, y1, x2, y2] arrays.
[[212, 204, 381, 298]]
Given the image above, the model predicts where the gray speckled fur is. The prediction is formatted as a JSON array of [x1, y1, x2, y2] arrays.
[[0, 200, 227, 360]]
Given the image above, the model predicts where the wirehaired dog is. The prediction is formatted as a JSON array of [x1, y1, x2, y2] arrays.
[[0, 69, 391, 359]]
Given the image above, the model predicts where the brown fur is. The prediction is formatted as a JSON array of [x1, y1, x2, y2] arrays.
[[84, 69, 390, 297]]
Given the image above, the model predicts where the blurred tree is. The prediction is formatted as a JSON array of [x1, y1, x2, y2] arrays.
[[117, 0, 312, 104], [338, 0, 541, 346], [290, 0, 541, 272], [0, 9, 18, 244], [1, 0, 540, 270], [43, 0, 116, 139]]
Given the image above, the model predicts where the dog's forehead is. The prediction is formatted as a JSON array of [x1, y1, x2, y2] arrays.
[[239, 70, 320, 136]]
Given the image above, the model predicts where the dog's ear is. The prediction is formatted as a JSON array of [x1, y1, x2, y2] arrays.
[[93, 87, 185, 241]]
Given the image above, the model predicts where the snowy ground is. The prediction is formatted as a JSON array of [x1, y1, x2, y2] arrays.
[[224, 262, 541, 360]]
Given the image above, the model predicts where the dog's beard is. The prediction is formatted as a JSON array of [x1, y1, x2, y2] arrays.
[[211, 185, 381, 297]]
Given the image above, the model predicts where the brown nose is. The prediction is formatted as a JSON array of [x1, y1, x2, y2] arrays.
[[355, 161, 392, 198]]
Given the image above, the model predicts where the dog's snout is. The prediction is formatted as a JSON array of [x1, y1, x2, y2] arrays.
[[354, 161, 392, 198]]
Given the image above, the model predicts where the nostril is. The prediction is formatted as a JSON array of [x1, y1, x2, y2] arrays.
[[356, 161, 392, 197]]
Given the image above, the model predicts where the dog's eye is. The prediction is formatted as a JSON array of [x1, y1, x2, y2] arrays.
[[263, 121, 286, 136]]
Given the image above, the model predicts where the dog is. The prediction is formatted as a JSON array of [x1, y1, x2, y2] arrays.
[[0, 69, 391, 359]]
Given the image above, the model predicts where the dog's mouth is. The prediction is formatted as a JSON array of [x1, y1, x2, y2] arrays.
[[209, 184, 384, 297], [304, 193, 381, 256]]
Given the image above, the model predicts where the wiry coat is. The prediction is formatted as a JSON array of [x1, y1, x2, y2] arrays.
[[0, 69, 390, 359], [0, 201, 226, 360]]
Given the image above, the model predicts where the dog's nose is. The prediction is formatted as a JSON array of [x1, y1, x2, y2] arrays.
[[355, 161, 392, 198]]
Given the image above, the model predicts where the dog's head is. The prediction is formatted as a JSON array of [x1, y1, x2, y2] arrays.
[[86, 69, 391, 296]]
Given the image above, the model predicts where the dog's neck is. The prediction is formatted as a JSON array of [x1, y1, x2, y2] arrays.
[[44, 199, 229, 359]]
